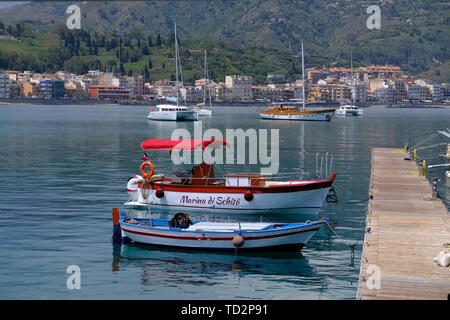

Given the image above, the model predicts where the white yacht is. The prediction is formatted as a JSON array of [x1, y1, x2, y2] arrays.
[[335, 105, 363, 116], [336, 50, 363, 117], [147, 23, 198, 121], [147, 105, 198, 121]]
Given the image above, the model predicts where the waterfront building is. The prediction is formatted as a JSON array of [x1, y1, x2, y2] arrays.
[[38, 79, 53, 99], [407, 84, 424, 101], [392, 80, 408, 103], [22, 81, 35, 97], [375, 86, 394, 103], [225, 75, 253, 101], [251, 85, 294, 102], [134, 76, 145, 97], [351, 83, 368, 103], [0, 73, 10, 98], [432, 85, 445, 103], [308, 82, 331, 102], [213, 83, 233, 102], [89, 85, 130, 100], [331, 84, 351, 102], [9, 83, 20, 98], [52, 80, 66, 99]]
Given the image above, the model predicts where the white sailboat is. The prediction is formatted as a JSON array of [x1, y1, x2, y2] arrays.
[[148, 23, 198, 121], [193, 50, 213, 117], [336, 49, 363, 117]]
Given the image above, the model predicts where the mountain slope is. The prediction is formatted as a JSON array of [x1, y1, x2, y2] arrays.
[[0, 0, 448, 81]]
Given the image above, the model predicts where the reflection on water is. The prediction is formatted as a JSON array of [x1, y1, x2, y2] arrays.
[[0, 105, 449, 299], [112, 242, 323, 290]]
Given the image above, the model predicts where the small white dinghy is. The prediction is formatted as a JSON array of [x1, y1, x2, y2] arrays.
[[113, 210, 326, 252]]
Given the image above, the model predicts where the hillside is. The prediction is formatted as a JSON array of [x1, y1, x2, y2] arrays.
[[0, 0, 448, 82]]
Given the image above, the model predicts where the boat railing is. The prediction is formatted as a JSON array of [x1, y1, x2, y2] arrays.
[[157, 171, 332, 187], [315, 152, 333, 180]]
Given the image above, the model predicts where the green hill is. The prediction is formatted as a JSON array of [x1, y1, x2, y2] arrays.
[[0, 0, 448, 82]]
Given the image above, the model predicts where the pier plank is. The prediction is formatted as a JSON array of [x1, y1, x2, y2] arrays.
[[357, 148, 450, 300]]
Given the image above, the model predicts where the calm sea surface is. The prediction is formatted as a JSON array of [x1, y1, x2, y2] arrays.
[[0, 104, 448, 299]]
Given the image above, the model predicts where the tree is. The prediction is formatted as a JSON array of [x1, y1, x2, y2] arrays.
[[127, 69, 133, 76], [142, 44, 150, 55], [148, 35, 152, 47], [156, 34, 162, 46], [119, 63, 125, 75], [148, 58, 153, 69], [144, 65, 150, 82]]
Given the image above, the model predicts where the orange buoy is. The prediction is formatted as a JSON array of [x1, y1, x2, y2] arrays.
[[232, 234, 244, 248], [140, 161, 155, 180]]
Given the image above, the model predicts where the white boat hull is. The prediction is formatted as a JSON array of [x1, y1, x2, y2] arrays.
[[119, 218, 324, 251], [148, 110, 198, 121], [196, 109, 212, 116], [125, 185, 331, 215], [335, 106, 363, 116], [260, 110, 334, 121]]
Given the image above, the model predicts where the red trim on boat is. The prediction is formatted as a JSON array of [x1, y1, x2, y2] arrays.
[[143, 179, 333, 194], [121, 226, 320, 241]]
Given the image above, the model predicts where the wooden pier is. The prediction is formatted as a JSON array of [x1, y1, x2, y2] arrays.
[[357, 147, 450, 300]]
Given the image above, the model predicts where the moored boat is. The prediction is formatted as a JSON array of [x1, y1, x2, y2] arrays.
[[148, 104, 199, 121], [125, 139, 336, 215], [259, 102, 335, 121], [335, 105, 363, 116], [116, 212, 327, 251]]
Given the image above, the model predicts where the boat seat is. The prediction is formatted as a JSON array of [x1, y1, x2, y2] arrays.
[[191, 162, 215, 185], [171, 171, 191, 185]]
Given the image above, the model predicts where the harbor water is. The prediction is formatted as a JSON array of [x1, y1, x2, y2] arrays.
[[0, 104, 449, 299]]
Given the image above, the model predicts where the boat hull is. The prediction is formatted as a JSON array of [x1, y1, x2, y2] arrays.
[[119, 218, 323, 251], [260, 110, 335, 121], [195, 109, 212, 116], [335, 106, 363, 116], [148, 110, 198, 121], [125, 181, 332, 215]]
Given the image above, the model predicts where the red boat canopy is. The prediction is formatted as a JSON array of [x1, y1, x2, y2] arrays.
[[141, 139, 228, 151]]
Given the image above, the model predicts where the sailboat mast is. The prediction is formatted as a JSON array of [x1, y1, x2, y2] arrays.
[[174, 22, 179, 107], [301, 41, 305, 111], [351, 48, 353, 106], [203, 50, 207, 105]]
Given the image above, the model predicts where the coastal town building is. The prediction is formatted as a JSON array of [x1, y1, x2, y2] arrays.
[[38, 79, 53, 99], [0, 64, 446, 105], [351, 83, 368, 103], [225, 75, 253, 101], [89, 85, 130, 100], [0, 73, 10, 98]]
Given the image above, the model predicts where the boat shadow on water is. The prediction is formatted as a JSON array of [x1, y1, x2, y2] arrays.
[[111, 242, 320, 285]]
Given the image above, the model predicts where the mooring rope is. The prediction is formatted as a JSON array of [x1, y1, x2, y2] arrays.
[[317, 218, 369, 263]]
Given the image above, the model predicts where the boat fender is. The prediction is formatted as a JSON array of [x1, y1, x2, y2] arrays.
[[232, 234, 244, 248], [433, 250, 450, 267], [127, 175, 144, 192], [155, 188, 164, 198], [244, 190, 254, 201], [140, 161, 155, 181]]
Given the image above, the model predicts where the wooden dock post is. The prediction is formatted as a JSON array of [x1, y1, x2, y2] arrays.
[[357, 147, 450, 300]]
